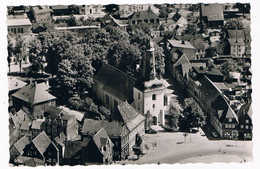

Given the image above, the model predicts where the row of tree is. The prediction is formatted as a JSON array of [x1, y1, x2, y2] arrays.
[[168, 98, 206, 132]]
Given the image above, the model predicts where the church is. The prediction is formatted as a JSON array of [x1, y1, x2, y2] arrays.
[[93, 39, 173, 128]]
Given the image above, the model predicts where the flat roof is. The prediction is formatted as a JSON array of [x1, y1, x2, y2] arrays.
[[7, 18, 31, 27]]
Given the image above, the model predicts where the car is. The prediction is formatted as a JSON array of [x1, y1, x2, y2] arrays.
[[212, 132, 218, 138]]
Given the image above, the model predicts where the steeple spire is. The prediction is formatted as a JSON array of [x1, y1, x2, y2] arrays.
[[142, 38, 156, 81]]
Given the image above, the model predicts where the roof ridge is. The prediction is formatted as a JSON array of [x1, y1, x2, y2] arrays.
[[103, 63, 137, 81]]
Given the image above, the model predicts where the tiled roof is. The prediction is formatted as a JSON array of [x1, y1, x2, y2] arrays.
[[82, 119, 124, 137], [20, 120, 32, 130], [64, 116, 78, 141], [32, 6, 52, 14], [117, 101, 145, 131], [193, 66, 223, 77], [45, 105, 64, 116], [64, 141, 83, 159], [31, 120, 44, 130], [173, 53, 191, 67], [7, 18, 32, 26], [94, 64, 136, 101], [8, 77, 27, 92], [12, 82, 56, 105], [10, 129, 20, 147], [213, 82, 229, 90], [238, 102, 252, 119], [227, 30, 245, 39], [168, 39, 195, 50], [128, 10, 159, 20], [59, 106, 84, 122], [24, 158, 45, 167], [32, 131, 52, 156], [201, 4, 224, 21], [51, 5, 69, 10], [93, 128, 113, 155], [13, 136, 30, 155], [228, 38, 245, 46]]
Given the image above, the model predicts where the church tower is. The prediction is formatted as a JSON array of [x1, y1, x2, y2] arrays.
[[142, 39, 156, 81]]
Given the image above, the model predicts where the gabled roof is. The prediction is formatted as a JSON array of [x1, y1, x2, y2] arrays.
[[24, 158, 45, 167], [172, 12, 182, 22], [227, 30, 245, 39], [213, 82, 229, 90], [93, 128, 114, 155], [237, 102, 252, 119], [94, 64, 136, 101], [201, 4, 224, 21], [168, 39, 195, 50], [10, 129, 20, 147], [45, 105, 64, 116], [20, 120, 32, 131], [64, 141, 83, 159], [82, 119, 124, 137], [31, 120, 44, 130], [117, 101, 145, 131], [128, 10, 159, 20], [32, 131, 52, 156], [228, 38, 245, 46], [8, 77, 27, 92], [12, 82, 56, 105], [173, 52, 191, 67], [13, 136, 30, 155]]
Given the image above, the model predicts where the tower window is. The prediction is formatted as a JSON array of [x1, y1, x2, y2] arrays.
[[164, 96, 168, 106], [152, 94, 156, 100], [105, 95, 109, 105], [138, 93, 140, 99], [153, 104, 155, 108]]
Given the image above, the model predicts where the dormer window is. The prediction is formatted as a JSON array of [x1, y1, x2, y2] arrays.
[[228, 118, 232, 122]]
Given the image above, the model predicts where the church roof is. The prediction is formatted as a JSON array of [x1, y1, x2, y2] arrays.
[[94, 64, 136, 101]]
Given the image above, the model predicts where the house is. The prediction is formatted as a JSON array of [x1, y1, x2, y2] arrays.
[[7, 18, 32, 34], [210, 94, 239, 139], [24, 131, 59, 165], [99, 14, 128, 29], [10, 136, 30, 162], [45, 112, 79, 141], [80, 5, 106, 18], [12, 82, 56, 119], [31, 23, 47, 34], [31, 6, 52, 23], [200, 3, 224, 28], [128, 10, 160, 28], [50, 5, 78, 16], [20, 120, 33, 141], [191, 66, 224, 82], [119, 4, 159, 18], [82, 128, 114, 164], [31, 120, 45, 139], [167, 39, 196, 61], [227, 30, 246, 58], [237, 102, 253, 140], [82, 101, 145, 161], [82, 119, 127, 160], [244, 29, 251, 58]]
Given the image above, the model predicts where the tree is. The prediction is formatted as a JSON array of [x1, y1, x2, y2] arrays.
[[168, 99, 182, 130], [13, 35, 28, 73], [179, 98, 206, 132], [7, 35, 14, 73], [28, 38, 45, 74], [205, 47, 217, 58]]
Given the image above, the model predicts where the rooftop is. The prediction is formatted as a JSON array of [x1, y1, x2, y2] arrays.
[[201, 3, 224, 21], [8, 77, 27, 92], [168, 39, 195, 50], [12, 82, 56, 105], [7, 18, 31, 27]]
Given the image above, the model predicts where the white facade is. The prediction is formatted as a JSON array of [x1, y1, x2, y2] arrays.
[[230, 45, 245, 58]]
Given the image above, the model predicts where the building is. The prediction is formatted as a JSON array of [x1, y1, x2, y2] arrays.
[[7, 18, 32, 34], [119, 4, 159, 18], [99, 14, 128, 29], [227, 30, 246, 58], [79, 5, 106, 18], [128, 10, 160, 28], [31, 6, 52, 23], [82, 128, 114, 164], [210, 94, 239, 139], [93, 63, 136, 112], [200, 3, 224, 28], [237, 102, 253, 140], [23, 131, 59, 165], [133, 40, 172, 127], [10, 136, 30, 162], [166, 39, 196, 60], [8, 77, 27, 107], [12, 82, 56, 119]]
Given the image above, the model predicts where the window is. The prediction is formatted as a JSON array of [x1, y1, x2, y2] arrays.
[[225, 124, 229, 128], [232, 124, 235, 128], [152, 94, 156, 100], [245, 119, 249, 123], [105, 95, 109, 105], [138, 102, 140, 110], [228, 118, 232, 122], [240, 125, 244, 129], [153, 104, 155, 108], [164, 96, 168, 106], [138, 93, 140, 99], [245, 125, 249, 129]]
